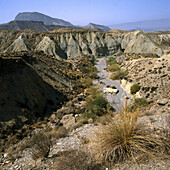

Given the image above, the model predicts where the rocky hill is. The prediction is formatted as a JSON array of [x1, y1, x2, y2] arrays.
[[15, 12, 73, 26], [0, 21, 49, 32], [83, 23, 110, 32], [0, 20, 83, 32], [0, 28, 169, 169], [0, 12, 111, 32], [0, 29, 169, 59]]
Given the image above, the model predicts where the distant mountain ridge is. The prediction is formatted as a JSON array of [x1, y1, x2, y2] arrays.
[[109, 18, 170, 32], [0, 20, 82, 32], [15, 12, 73, 26], [83, 23, 110, 32], [0, 12, 111, 32]]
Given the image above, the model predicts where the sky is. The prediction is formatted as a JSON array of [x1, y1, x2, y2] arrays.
[[0, 0, 170, 25]]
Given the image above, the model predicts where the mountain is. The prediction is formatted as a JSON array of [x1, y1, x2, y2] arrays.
[[15, 12, 73, 26], [83, 23, 111, 32], [0, 20, 49, 31], [0, 20, 110, 32], [0, 20, 82, 32], [0, 12, 111, 32], [109, 18, 170, 32]]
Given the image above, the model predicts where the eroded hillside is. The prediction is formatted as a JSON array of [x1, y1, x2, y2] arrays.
[[0, 29, 170, 59], [0, 29, 169, 169]]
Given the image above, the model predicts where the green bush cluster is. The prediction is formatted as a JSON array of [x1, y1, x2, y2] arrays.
[[130, 84, 141, 94], [106, 57, 127, 80], [80, 112, 97, 120], [85, 96, 109, 117], [82, 66, 98, 79], [106, 57, 117, 65], [73, 56, 98, 92], [110, 70, 127, 80], [80, 86, 110, 120], [92, 96, 108, 109], [80, 77, 93, 88], [107, 64, 120, 72], [129, 98, 148, 112]]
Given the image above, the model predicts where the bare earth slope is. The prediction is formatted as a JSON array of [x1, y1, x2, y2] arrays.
[[0, 29, 170, 59]]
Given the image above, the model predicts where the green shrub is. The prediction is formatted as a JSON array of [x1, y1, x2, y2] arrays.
[[90, 105, 104, 116], [107, 64, 120, 72], [130, 84, 141, 94], [85, 88, 109, 117], [110, 70, 127, 80], [129, 98, 148, 112], [106, 57, 117, 65], [92, 96, 108, 109], [80, 112, 97, 120], [82, 66, 98, 78], [85, 86, 101, 108], [80, 77, 93, 88]]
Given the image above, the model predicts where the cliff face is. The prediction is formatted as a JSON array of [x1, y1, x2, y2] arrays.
[[0, 29, 169, 59], [0, 57, 66, 121], [0, 51, 77, 122]]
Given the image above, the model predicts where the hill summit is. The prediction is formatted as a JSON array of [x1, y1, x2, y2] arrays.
[[15, 12, 73, 26]]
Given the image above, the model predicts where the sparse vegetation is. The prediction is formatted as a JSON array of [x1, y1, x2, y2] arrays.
[[82, 65, 98, 79], [86, 87, 108, 115], [93, 101, 170, 166], [129, 98, 148, 112], [83, 95, 109, 118], [79, 86, 110, 121], [49, 126, 69, 144], [73, 56, 98, 90], [106, 57, 117, 65], [80, 77, 93, 88], [110, 69, 127, 80], [92, 96, 108, 109], [30, 131, 51, 160], [130, 83, 141, 94], [84, 86, 101, 108], [107, 64, 120, 72], [106, 56, 127, 80], [55, 149, 101, 170], [78, 112, 97, 121]]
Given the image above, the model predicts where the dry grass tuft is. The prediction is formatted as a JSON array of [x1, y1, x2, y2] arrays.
[[55, 149, 101, 170], [30, 131, 51, 160], [93, 100, 170, 165]]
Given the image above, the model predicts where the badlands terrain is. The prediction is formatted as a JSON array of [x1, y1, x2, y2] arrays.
[[0, 27, 169, 169]]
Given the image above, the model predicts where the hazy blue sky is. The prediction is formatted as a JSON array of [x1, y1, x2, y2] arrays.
[[0, 0, 170, 25]]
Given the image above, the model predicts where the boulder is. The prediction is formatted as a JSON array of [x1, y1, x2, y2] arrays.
[[157, 98, 169, 105], [60, 114, 76, 129]]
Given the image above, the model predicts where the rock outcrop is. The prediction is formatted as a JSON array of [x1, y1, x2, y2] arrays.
[[0, 29, 169, 59], [4, 35, 29, 52], [119, 54, 170, 103], [83, 23, 111, 32]]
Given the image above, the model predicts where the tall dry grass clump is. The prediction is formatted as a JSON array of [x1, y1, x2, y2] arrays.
[[30, 131, 51, 160], [55, 149, 101, 170], [93, 99, 170, 165]]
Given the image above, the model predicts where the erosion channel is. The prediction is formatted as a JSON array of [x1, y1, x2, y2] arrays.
[[95, 57, 131, 112]]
